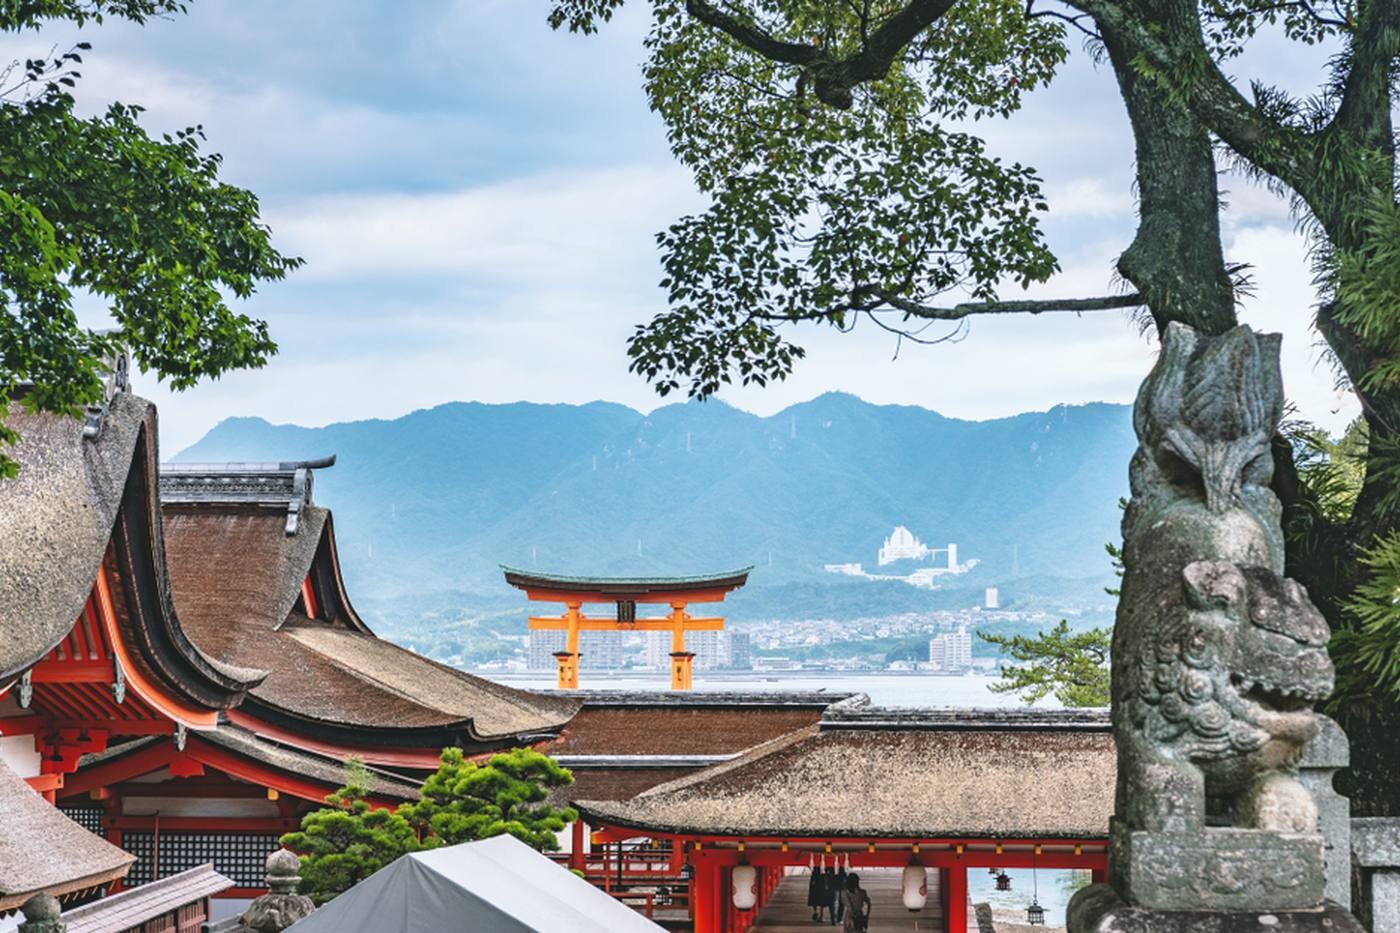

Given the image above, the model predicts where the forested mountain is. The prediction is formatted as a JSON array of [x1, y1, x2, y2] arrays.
[[176, 393, 1134, 629]]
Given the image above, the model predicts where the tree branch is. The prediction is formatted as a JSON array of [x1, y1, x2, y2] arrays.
[[683, 0, 822, 67], [1334, 0, 1400, 149], [685, 0, 956, 107], [875, 291, 1143, 319], [1070, 0, 1316, 198]]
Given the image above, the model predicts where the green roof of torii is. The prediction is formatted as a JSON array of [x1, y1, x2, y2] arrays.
[[500, 566, 752, 597]]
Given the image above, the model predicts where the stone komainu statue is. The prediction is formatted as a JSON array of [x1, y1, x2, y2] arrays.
[[1108, 322, 1336, 912]]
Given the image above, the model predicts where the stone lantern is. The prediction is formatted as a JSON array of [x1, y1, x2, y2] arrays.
[[238, 849, 315, 933], [18, 893, 64, 933]]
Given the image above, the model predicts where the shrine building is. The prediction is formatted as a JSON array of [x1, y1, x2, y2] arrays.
[[577, 706, 1114, 933]]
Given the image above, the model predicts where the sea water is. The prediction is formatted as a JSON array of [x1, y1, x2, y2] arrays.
[[481, 670, 1057, 708]]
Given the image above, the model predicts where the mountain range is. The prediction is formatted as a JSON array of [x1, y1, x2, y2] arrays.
[[174, 392, 1135, 637]]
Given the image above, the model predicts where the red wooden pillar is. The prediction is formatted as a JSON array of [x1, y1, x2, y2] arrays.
[[570, 820, 585, 872], [1091, 867, 1107, 885], [945, 864, 968, 933], [692, 857, 720, 933]]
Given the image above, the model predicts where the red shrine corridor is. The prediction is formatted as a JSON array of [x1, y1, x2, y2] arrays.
[[749, 868, 977, 933]]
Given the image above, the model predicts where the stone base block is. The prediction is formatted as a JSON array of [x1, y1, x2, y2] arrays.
[[1068, 884, 1364, 933], [1112, 822, 1325, 910]]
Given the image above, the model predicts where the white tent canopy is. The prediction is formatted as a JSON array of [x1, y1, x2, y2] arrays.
[[286, 834, 666, 933]]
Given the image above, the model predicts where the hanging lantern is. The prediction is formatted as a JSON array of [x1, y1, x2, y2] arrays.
[[731, 863, 758, 911], [1026, 842, 1044, 924], [901, 860, 928, 911], [995, 871, 1012, 892]]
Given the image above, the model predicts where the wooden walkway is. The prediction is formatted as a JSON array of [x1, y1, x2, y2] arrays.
[[751, 868, 970, 933]]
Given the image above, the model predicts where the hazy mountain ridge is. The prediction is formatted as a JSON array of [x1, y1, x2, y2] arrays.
[[176, 393, 1135, 632]]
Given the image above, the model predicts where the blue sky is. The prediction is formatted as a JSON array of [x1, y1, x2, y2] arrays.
[[7, 1, 1357, 452]]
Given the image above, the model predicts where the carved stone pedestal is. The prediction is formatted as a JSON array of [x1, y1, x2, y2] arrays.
[[1068, 884, 1363, 933], [1111, 822, 1326, 910]]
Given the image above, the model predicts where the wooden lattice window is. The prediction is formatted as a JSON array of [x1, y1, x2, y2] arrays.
[[120, 832, 280, 888], [57, 804, 106, 835]]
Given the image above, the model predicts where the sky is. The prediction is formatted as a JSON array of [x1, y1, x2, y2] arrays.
[[8, 1, 1359, 453]]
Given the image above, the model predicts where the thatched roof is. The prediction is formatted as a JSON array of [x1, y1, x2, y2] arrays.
[[161, 493, 577, 744], [579, 708, 1115, 840], [0, 760, 134, 912], [0, 395, 145, 683], [0, 394, 264, 706]]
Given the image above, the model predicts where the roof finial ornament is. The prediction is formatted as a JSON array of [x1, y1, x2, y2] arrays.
[[82, 345, 130, 442]]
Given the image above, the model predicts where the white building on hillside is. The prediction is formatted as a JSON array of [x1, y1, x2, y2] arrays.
[[878, 525, 931, 565]]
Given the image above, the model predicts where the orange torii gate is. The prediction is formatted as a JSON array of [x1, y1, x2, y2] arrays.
[[501, 567, 752, 689]]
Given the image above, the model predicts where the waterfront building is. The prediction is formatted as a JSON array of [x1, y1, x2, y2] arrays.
[[579, 630, 626, 670], [928, 628, 973, 672], [528, 629, 567, 670], [503, 567, 751, 689], [728, 631, 753, 670]]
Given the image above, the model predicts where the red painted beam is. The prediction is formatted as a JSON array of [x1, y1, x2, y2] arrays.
[[183, 736, 399, 809], [58, 739, 180, 798], [28, 661, 116, 683]]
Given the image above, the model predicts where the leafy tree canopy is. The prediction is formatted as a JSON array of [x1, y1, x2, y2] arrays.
[[981, 619, 1111, 707], [1, 2, 299, 477]]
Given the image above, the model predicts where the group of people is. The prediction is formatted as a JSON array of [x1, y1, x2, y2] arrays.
[[807, 860, 871, 931]]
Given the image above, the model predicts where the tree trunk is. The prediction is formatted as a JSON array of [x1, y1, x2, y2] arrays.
[[1098, 23, 1237, 336]]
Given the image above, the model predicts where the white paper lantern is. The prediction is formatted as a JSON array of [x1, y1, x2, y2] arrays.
[[732, 863, 758, 911], [901, 861, 928, 911]]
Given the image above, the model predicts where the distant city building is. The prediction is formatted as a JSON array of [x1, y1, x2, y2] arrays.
[[753, 655, 801, 672], [728, 631, 753, 670], [928, 628, 973, 672], [690, 630, 724, 671], [528, 629, 566, 670], [985, 586, 1000, 609], [580, 630, 626, 670], [644, 632, 671, 671]]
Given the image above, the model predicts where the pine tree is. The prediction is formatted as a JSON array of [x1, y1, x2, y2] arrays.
[[279, 761, 420, 905], [399, 747, 578, 851]]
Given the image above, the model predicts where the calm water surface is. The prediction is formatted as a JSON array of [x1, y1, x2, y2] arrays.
[[482, 671, 1058, 708]]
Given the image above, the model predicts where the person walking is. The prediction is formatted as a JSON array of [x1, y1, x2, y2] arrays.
[[833, 861, 848, 925], [824, 865, 839, 924], [841, 873, 871, 932], [808, 859, 828, 922]]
